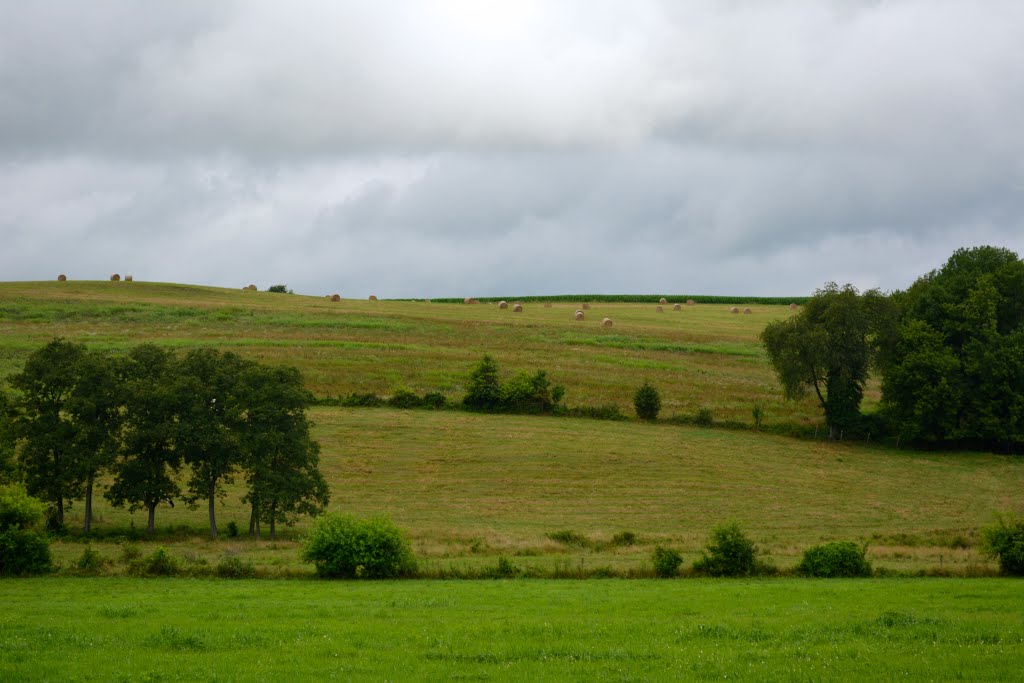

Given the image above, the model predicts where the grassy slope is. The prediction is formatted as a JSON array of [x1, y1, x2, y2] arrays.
[[2, 578, 1022, 681]]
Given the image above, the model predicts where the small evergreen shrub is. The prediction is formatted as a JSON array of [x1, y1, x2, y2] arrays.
[[981, 515, 1024, 576], [797, 541, 872, 577], [692, 522, 758, 577], [302, 513, 417, 579], [633, 382, 661, 421], [225, 521, 239, 538], [0, 528, 51, 576], [652, 546, 683, 578], [463, 355, 503, 412], [216, 556, 257, 579]]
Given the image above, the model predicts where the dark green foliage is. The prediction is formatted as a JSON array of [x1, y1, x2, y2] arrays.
[[302, 513, 417, 579], [695, 407, 714, 427], [463, 355, 502, 412], [611, 531, 637, 547], [482, 556, 522, 579], [225, 521, 239, 538], [561, 404, 626, 420], [652, 546, 682, 578], [216, 556, 256, 579], [500, 370, 563, 414], [752, 404, 764, 429], [0, 528, 51, 576], [547, 530, 590, 547], [387, 388, 423, 409], [880, 246, 1024, 449], [422, 392, 448, 409], [339, 392, 385, 407], [0, 482, 47, 531], [267, 285, 292, 294], [692, 522, 758, 577], [981, 515, 1024, 576], [0, 392, 15, 484], [797, 541, 872, 577], [762, 283, 889, 438], [131, 547, 179, 577], [633, 382, 661, 421], [76, 546, 106, 574]]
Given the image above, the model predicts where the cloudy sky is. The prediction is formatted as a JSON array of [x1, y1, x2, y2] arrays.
[[2, 1, 1022, 298]]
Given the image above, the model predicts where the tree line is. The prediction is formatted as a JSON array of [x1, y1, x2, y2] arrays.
[[0, 341, 328, 538], [762, 245, 1024, 451]]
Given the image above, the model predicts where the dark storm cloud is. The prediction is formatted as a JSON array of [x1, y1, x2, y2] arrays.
[[1, 1, 1022, 296]]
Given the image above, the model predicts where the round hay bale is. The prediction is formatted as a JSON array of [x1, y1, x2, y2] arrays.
[[673, 303, 681, 311], [743, 307, 752, 314], [602, 317, 613, 327], [57, 274, 67, 282], [543, 302, 552, 308], [575, 311, 585, 321], [498, 301, 508, 309], [730, 307, 740, 314], [659, 297, 667, 305], [110, 273, 120, 282], [581, 303, 591, 310], [789, 303, 798, 311], [464, 297, 480, 304], [330, 294, 341, 302], [656, 306, 664, 313], [686, 299, 695, 306], [125, 275, 133, 282], [512, 303, 523, 312], [368, 295, 378, 301], [245, 284, 257, 291]]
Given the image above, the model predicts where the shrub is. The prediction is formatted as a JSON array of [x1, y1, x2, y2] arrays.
[[0, 528, 51, 576], [216, 556, 257, 579], [692, 522, 758, 577], [695, 407, 714, 427], [341, 392, 385, 407], [981, 515, 1024, 576], [482, 556, 521, 579], [652, 546, 682, 578], [0, 483, 47, 531], [225, 521, 239, 538], [561, 404, 626, 421], [76, 545, 106, 574], [132, 547, 179, 577], [752, 403, 764, 429], [547, 530, 590, 547], [119, 543, 142, 565], [267, 284, 292, 294], [797, 541, 872, 577], [633, 382, 661, 421], [501, 370, 563, 414], [422, 392, 448, 409], [463, 355, 503, 412], [388, 388, 424, 409], [302, 513, 416, 579]]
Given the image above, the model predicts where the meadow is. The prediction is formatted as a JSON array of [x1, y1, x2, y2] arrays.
[[1, 578, 1022, 681]]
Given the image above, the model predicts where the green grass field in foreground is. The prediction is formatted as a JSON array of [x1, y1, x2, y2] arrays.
[[1, 578, 1022, 681]]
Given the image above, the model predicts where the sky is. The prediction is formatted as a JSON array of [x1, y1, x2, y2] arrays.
[[2, 1, 1023, 298]]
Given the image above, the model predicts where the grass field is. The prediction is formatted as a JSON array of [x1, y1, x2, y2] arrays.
[[2, 578, 1022, 681]]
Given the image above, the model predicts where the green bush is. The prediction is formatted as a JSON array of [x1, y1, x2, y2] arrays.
[[131, 547, 179, 577], [797, 541, 872, 577], [692, 522, 758, 577], [422, 392, 448, 409], [341, 392, 385, 407], [0, 483, 47, 531], [695, 407, 714, 427], [302, 513, 417, 579], [463, 355, 503, 412], [482, 556, 522, 579], [652, 546, 682, 578], [633, 382, 661, 421], [611, 531, 637, 547], [387, 388, 424, 409], [216, 556, 257, 579], [0, 528, 51, 576], [267, 284, 292, 294], [546, 530, 590, 547], [76, 546, 106, 574], [981, 515, 1024, 576], [225, 521, 239, 538]]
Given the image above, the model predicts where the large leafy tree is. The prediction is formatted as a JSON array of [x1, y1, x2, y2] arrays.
[[761, 283, 889, 439], [879, 246, 1024, 449], [9, 339, 88, 526], [175, 348, 248, 539], [105, 344, 181, 535], [240, 364, 328, 540]]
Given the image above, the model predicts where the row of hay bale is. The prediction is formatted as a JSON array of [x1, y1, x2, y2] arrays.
[[59, 274, 134, 282]]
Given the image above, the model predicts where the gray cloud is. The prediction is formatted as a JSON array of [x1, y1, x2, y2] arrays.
[[1, 1, 1023, 297]]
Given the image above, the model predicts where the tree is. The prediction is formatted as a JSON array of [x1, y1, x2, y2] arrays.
[[761, 283, 887, 439], [633, 381, 661, 421], [239, 364, 328, 539], [9, 339, 88, 527], [463, 355, 502, 411], [105, 344, 181, 535], [175, 348, 248, 539], [879, 246, 1024, 449], [0, 392, 16, 485], [64, 350, 120, 533]]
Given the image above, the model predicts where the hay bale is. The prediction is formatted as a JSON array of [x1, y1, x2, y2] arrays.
[[245, 284, 257, 291], [331, 294, 341, 302], [464, 297, 480, 304], [730, 307, 740, 314], [743, 307, 752, 314], [659, 297, 668, 305], [57, 274, 67, 282], [656, 306, 664, 313], [512, 303, 523, 312], [686, 299, 695, 306], [602, 317, 613, 327], [673, 303, 681, 311], [125, 275, 133, 282], [789, 303, 798, 311], [498, 301, 508, 309], [543, 302, 552, 308], [581, 303, 591, 310], [575, 311, 585, 321], [425, 299, 431, 303], [369, 295, 378, 301], [110, 273, 120, 282]]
